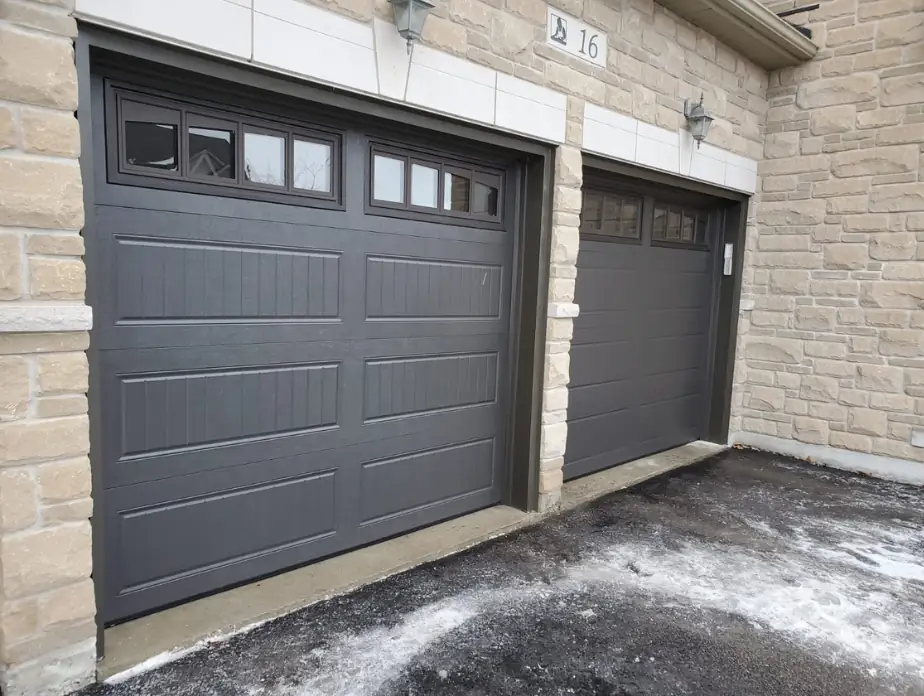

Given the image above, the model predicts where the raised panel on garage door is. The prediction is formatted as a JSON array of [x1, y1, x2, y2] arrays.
[[91, 71, 517, 622], [565, 184, 721, 481]]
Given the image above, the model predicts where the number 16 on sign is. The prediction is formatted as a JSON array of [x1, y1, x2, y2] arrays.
[[545, 6, 607, 68]]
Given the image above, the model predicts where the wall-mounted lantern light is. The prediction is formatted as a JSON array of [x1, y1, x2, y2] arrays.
[[684, 94, 714, 148], [389, 0, 435, 53]]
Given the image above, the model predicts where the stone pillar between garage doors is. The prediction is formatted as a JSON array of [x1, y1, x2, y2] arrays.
[[538, 97, 584, 512], [0, 2, 97, 695]]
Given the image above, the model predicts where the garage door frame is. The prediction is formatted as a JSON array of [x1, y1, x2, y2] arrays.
[[580, 155, 750, 451], [76, 26, 556, 655]]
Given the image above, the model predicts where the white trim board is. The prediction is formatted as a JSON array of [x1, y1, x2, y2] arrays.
[[0, 305, 94, 333], [731, 431, 924, 487], [583, 103, 758, 194]]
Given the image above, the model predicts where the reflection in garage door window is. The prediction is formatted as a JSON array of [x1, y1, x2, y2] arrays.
[[444, 171, 471, 212], [294, 139, 332, 193], [374, 155, 406, 203], [125, 122, 178, 171], [580, 190, 641, 240], [473, 180, 499, 216], [189, 127, 235, 179], [411, 163, 439, 208], [652, 203, 710, 247], [245, 132, 286, 187]]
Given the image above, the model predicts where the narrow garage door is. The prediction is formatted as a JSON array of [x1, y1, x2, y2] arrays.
[[564, 173, 722, 480], [91, 70, 517, 621]]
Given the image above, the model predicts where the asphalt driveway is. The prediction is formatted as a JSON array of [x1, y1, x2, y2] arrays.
[[79, 449, 924, 695]]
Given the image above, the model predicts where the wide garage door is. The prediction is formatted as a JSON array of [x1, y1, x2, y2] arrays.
[[91, 69, 517, 621], [564, 173, 722, 480]]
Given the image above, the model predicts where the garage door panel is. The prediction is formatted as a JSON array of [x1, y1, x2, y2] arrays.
[[113, 468, 337, 596], [569, 334, 708, 387], [568, 368, 703, 421], [573, 307, 710, 344], [359, 437, 495, 525]]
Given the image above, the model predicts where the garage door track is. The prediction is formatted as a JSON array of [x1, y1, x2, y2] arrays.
[[78, 449, 924, 695]]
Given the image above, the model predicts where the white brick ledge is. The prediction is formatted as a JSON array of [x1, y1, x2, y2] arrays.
[[0, 305, 93, 333], [547, 302, 580, 318], [731, 432, 924, 487]]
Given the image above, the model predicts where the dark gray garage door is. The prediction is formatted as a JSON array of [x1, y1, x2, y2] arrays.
[[91, 71, 517, 621], [564, 175, 721, 480]]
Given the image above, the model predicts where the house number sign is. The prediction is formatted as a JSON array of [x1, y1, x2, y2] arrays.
[[545, 6, 607, 68]]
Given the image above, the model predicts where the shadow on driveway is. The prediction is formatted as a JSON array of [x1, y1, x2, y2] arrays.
[[79, 449, 924, 695]]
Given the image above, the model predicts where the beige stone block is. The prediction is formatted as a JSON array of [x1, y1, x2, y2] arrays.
[[812, 178, 869, 199], [544, 351, 570, 388], [0, 158, 83, 230], [763, 132, 800, 159], [538, 466, 563, 494], [0, 332, 88, 356], [762, 175, 798, 193], [550, 225, 579, 264], [37, 457, 90, 503], [631, 83, 657, 123], [0, 27, 77, 110], [800, 375, 839, 402], [35, 395, 87, 418], [849, 335, 877, 354], [793, 416, 828, 445], [548, 278, 575, 303], [881, 73, 924, 107], [555, 146, 582, 188], [0, 357, 30, 422], [859, 0, 913, 20], [540, 421, 567, 459], [29, 257, 85, 300], [824, 244, 867, 270], [543, 387, 568, 413], [546, 317, 573, 341], [837, 307, 865, 325], [810, 279, 858, 297], [553, 184, 582, 213], [42, 497, 92, 524], [447, 0, 493, 30], [795, 306, 835, 331], [36, 579, 95, 631], [25, 232, 84, 257], [808, 402, 847, 422], [785, 398, 808, 416], [814, 358, 856, 378], [0, 469, 37, 532], [0, 598, 38, 651], [841, 214, 888, 233], [420, 15, 467, 54], [865, 309, 909, 328], [860, 282, 924, 309], [809, 105, 854, 135], [768, 270, 809, 295], [883, 263, 924, 281], [756, 199, 826, 226], [0, 233, 22, 301], [795, 74, 877, 109], [805, 341, 847, 359], [847, 408, 888, 437], [37, 353, 88, 395], [748, 386, 785, 412], [21, 108, 79, 157], [759, 154, 830, 177], [0, 106, 16, 149], [879, 329, 922, 357], [869, 232, 918, 261], [876, 123, 924, 147], [0, 0, 78, 35], [869, 392, 912, 412], [506, 0, 546, 23], [0, 522, 91, 598], [831, 145, 918, 178], [826, 22, 875, 47], [838, 389, 869, 407], [857, 106, 903, 130], [491, 13, 536, 58], [856, 364, 903, 392], [745, 337, 803, 364], [877, 12, 924, 47], [826, 196, 869, 216], [829, 430, 872, 453], [545, 62, 605, 104], [0, 415, 89, 465]]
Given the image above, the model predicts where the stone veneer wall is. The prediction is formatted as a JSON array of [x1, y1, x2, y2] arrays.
[[0, 0, 96, 694], [733, 0, 924, 466]]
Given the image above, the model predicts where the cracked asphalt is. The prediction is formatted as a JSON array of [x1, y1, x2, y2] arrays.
[[77, 449, 924, 696]]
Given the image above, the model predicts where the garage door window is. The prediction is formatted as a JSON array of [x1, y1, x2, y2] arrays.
[[109, 86, 341, 206], [652, 203, 709, 248], [580, 190, 641, 241], [369, 145, 504, 225]]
